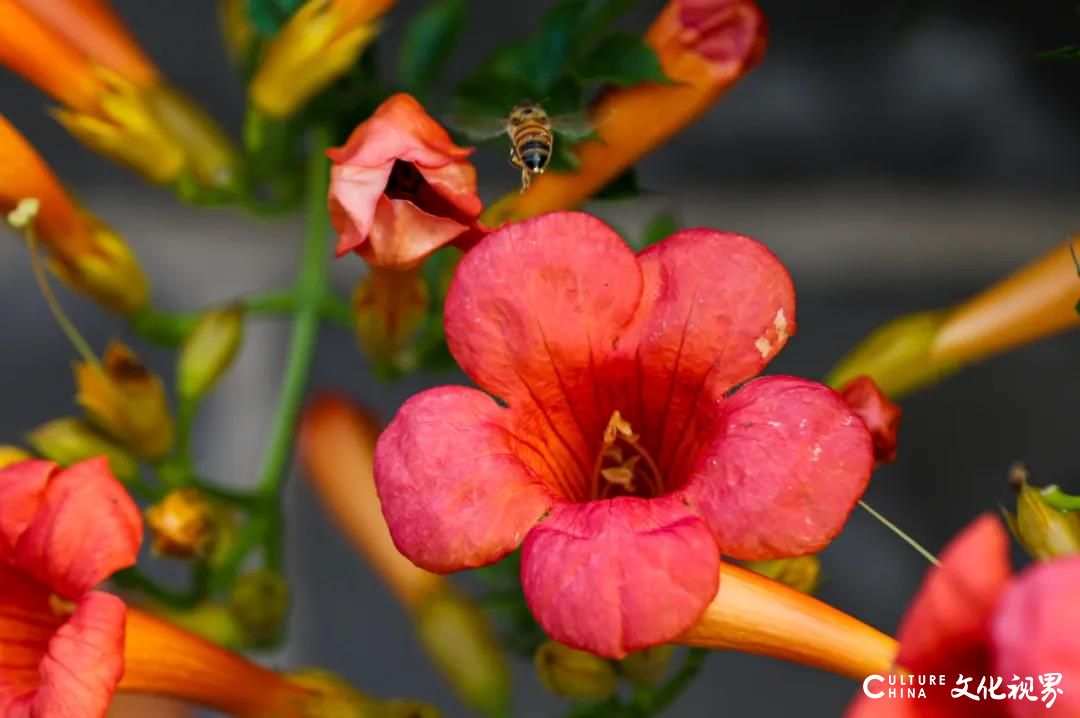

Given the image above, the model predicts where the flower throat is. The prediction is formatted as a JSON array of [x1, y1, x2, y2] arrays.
[[590, 411, 664, 500]]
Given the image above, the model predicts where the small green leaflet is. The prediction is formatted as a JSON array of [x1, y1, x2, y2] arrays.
[[576, 31, 670, 87], [398, 0, 467, 98], [1037, 45, 1080, 61]]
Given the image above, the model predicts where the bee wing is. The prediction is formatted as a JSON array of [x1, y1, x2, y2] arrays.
[[442, 114, 508, 142], [549, 108, 616, 140]]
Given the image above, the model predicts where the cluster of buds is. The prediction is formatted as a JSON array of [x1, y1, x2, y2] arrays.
[[0, 0, 237, 196]]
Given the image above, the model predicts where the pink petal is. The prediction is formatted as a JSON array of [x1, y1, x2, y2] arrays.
[[374, 386, 555, 572], [629, 230, 796, 474], [328, 161, 395, 256], [0, 460, 53, 559], [845, 692, 922, 718], [992, 558, 1080, 717], [681, 376, 872, 559], [839, 376, 902, 465], [11, 458, 142, 598], [361, 195, 472, 270], [895, 516, 1010, 677], [520, 496, 719, 658], [33, 592, 126, 718], [444, 212, 644, 479], [0, 564, 60, 714]]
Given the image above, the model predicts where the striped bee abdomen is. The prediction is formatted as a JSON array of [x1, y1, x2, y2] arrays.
[[512, 122, 552, 173]]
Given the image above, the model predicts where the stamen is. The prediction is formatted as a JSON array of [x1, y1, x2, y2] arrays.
[[591, 411, 665, 499]]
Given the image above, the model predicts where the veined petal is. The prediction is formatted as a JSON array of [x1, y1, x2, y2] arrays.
[[329, 160, 394, 255], [520, 496, 719, 658], [682, 376, 872, 559], [364, 196, 471, 269], [0, 460, 52, 558], [374, 386, 554, 572], [0, 564, 58, 713], [895, 515, 1010, 676], [4, 458, 141, 598], [444, 212, 643, 471], [630, 229, 796, 470], [992, 558, 1080, 717]]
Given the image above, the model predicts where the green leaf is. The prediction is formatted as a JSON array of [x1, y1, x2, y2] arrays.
[[398, 0, 467, 97], [246, 0, 304, 35], [576, 31, 670, 87], [594, 168, 641, 200], [574, 0, 640, 52], [532, 0, 590, 92], [1037, 45, 1080, 61], [641, 211, 680, 247]]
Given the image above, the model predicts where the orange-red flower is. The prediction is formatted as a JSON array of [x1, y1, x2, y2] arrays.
[[328, 93, 486, 270], [847, 516, 1080, 717], [0, 115, 149, 313], [483, 0, 766, 224], [0, 0, 236, 191], [0, 458, 141, 717]]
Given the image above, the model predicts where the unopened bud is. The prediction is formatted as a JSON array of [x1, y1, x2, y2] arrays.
[[178, 305, 245, 400], [618, 645, 675, 686], [145, 488, 218, 559], [1005, 465, 1080, 562], [75, 341, 174, 458], [744, 555, 822, 595], [535, 640, 618, 702], [414, 590, 510, 718], [229, 570, 290, 645], [25, 417, 138, 485], [353, 268, 428, 362], [49, 213, 150, 314], [0, 445, 31, 470]]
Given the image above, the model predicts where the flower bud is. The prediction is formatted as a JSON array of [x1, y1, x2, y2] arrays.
[[743, 555, 823, 595], [618, 645, 675, 686], [1005, 465, 1080, 562], [145, 488, 218, 559], [249, 0, 389, 119], [50, 212, 150, 314], [0, 445, 31, 470], [25, 416, 138, 485], [534, 640, 618, 702], [229, 570, 290, 646], [177, 305, 245, 400], [218, 0, 257, 62], [75, 341, 174, 458], [413, 590, 511, 718], [352, 268, 428, 362]]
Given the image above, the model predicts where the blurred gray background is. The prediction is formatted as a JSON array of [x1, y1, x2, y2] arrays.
[[3, 1, 1080, 716]]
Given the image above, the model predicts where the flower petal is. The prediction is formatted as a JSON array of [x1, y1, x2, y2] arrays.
[[34, 592, 126, 718], [844, 693, 922, 718], [992, 558, 1080, 717], [897, 515, 1010, 675], [444, 212, 644, 475], [374, 386, 554, 572], [682, 376, 872, 559], [329, 160, 395, 256], [520, 496, 719, 658], [630, 230, 796, 472], [839, 375, 902, 465], [362, 196, 471, 270], [0, 460, 53, 559], [8, 458, 142, 598], [0, 564, 59, 714]]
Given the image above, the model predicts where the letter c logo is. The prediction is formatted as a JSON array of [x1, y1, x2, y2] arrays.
[[863, 674, 885, 699]]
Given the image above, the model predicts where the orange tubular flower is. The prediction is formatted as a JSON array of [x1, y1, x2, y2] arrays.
[[828, 237, 1080, 398], [679, 563, 899, 680], [0, 115, 149, 313], [483, 0, 766, 224], [0, 0, 236, 192]]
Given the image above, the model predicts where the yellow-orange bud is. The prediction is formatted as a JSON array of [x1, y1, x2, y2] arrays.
[[249, 0, 391, 118], [535, 640, 618, 702], [145, 488, 218, 559], [25, 416, 138, 485], [75, 341, 174, 459], [177, 305, 245, 400], [1005, 465, 1080, 562]]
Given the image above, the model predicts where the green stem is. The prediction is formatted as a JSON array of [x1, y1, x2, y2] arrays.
[[639, 649, 707, 716]]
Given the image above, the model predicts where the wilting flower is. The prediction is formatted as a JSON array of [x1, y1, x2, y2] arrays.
[[848, 515, 1080, 716], [483, 0, 766, 224], [0, 0, 236, 192], [0, 116, 149, 313], [299, 393, 510, 717], [829, 237, 1080, 399], [74, 342, 175, 459], [329, 93, 485, 270], [838, 375, 902, 464], [375, 212, 874, 658], [249, 0, 394, 119], [0, 458, 141, 717], [145, 488, 218, 559]]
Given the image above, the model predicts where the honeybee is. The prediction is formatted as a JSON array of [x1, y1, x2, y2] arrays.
[[447, 101, 601, 192]]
